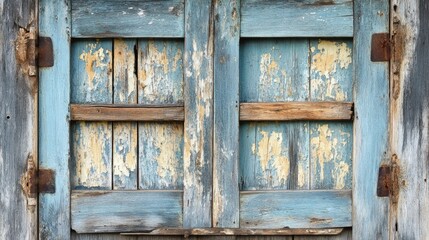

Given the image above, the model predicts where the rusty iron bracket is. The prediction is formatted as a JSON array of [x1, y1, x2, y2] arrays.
[[22, 156, 56, 202], [38, 36, 54, 67], [377, 165, 391, 197], [371, 33, 391, 62]]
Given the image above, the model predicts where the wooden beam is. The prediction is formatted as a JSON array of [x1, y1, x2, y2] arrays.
[[70, 104, 184, 121], [240, 102, 353, 121], [121, 228, 344, 236]]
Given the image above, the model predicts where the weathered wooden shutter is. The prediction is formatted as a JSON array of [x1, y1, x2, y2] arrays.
[[39, 0, 390, 239]]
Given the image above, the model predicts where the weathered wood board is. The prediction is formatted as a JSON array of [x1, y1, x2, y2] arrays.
[[0, 0, 37, 239]]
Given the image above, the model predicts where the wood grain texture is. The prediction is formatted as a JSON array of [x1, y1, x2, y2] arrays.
[[309, 39, 353, 190], [113, 39, 138, 190], [353, 0, 390, 239], [183, 0, 214, 228], [137, 39, 184, 190], [38, 0, 71, 238], [213, 0, 240, 228], [71, 0, 185, 38], [71, 191, 183, 233], [240, 102, 353, 121], [71, 39, 113, 190], [239, 39, 310, 191], [0, 0, 37, 239], [390, 0, 429, 239], [240, 190, 352, 229], [240, 0, 353, 37], [70, 104, 184, 121]]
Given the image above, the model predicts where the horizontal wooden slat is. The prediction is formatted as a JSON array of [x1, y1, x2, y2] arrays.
[[70, 102, 353, 121], [240, 190, 352, 228], [122, 228, 343, 236], [240, 102, 353, 121], [241, 0, 353, 37], [71, 190, 183, 233], [70, 104, 184, 121], [71, 0, 184, 38]]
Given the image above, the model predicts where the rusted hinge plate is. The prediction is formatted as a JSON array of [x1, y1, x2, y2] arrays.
[[22, 156, 56, 198], [371, 33, 391, 62], [377, 165, 391, 197], [38, 37, 54, 67]]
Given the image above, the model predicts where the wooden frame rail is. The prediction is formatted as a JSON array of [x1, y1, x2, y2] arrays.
[[70, 102, 353, 122]]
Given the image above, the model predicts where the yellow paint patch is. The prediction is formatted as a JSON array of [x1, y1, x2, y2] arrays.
[[79, 43, 112, 91], [254, 131, 290, 185], [73, 123, 111, 188], [114, 39, 137, 103], [113, 123, 137, 187], [310, 124, 338, 181], [333, 161, 350, 189]]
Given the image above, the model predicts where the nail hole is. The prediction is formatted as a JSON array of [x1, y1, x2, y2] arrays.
[[394, 5, 398, 12], [6, 116, 10, 119]]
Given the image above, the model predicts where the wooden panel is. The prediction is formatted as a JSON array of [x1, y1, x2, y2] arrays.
[[390, 0, 429, 239], [70, 104, 184, 121], [353, 0, 390, 239], [71, 39, 113, 189], [240, 190, 352, 228], [71, 0, 185, 38], [71, 191, 183, 233], [137, 39, 184, 190], [113, 39, 138, 190], [240, 102, 353, 121], [1, 0, 37, 238], [240, 0, 353, 37], [309, 39, 353, 190], [213, 0, 240, 228], [183, 0, 214, 228], [239, 39, 310, 191], [38, 0, 71, 238]]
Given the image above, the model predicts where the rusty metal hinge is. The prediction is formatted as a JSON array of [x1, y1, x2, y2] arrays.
[[21, 156, 56, 205], [377, 155, 400, 198], [371, 33, 391, 62], [38, 36, 54, 67]]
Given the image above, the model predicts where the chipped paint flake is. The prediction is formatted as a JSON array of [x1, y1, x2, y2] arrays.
[[114, 39, 137, 103], [333, 161, 349, 189], [79, 43, 112, 92], [310, 124, 338, 181], [113, 124, 137, 187]]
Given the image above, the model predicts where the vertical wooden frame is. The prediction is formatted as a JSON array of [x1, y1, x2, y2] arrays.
[[39, 0, 71, 238], [183, 0, 214, 228], [213, 0, 240, 228], [353, 0, 390, 239]]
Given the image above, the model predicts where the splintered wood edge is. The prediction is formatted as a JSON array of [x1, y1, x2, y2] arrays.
[[70, 102, 353, 122], [121, 228, 344, 236]]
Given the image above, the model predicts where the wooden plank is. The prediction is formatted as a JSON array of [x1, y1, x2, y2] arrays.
[[71, 191, 183, 233], [113, 39, 138, 190], [240, 0, 353, 37], [137, 39, 184, 190], [71, 0, 185, 38], [183, 0, 214, 228], [213, 0, 240, 228], [1, 0, 37, 238], [240, 102, 353, 121], [239, 39, 310, 191], [70, 104, 184, 121], [38, 0, 71, 238], [353, 0, 390, 239], [71, 39, 113, 190], [240, 190, 352, 229], [122, 228, 343, 236], [309, 39, 353, 190], [294, 228, 352, 240], [390, 0, 429, 239]]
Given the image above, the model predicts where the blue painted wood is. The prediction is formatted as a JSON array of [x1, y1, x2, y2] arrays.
[[71, 0, 184, 38], [353, 0, 390, 239], [213, 0, 240, 228], [183, 0, 214, 228], [309, 39, 353, 190], [71, 39, 113, 190], [39, 0, 71, 238], [240, 0, 353, 37], [240, 190, 352, 229], [113, 39, 138, 190], [239, 39, 310, 191], [137, 39, 184, 190], [71, 191, 183, 233]]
